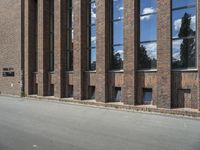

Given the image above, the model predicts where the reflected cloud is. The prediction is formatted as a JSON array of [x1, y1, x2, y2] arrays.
[[141, 42, 157, 59], [141, 7, 156, 20]]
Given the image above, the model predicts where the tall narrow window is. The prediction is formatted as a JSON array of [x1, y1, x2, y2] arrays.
[[87, 0, 96, 71], [172, 0, 196, 69], [66, 0, 73, 71], [138, 0, 157, 70], [33, 0, 38, 72], [111, 0, 124, 70], [49, 0, 54, 71]]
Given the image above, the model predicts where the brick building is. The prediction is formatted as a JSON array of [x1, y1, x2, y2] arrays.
[[0, 0, 200, 111]]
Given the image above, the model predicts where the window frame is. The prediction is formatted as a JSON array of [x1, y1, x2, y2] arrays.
[[66, 0, 74, 71], [34, 0, 38, 72], [87, 0, 97, 71], [110, 0, 124, 71], [49, 0, 54, 72], [138, 0, 158, 70], [171, 0, 197, 70]]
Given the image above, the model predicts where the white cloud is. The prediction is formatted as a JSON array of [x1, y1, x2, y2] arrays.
[[119, 6, 124, 11], [91, 3, 96, 24], [142, 43, 157, 59], [91, 36, 96, 44], [172, 39, 182, 60], [141, 7, 155, 21]]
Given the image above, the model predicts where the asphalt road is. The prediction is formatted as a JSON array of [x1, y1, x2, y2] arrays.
[[0, 96, 200, 150]]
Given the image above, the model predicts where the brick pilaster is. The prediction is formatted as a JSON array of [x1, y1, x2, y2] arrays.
[[157, 0, 171, 109], [123, 0, 138, 105], [96, 0, 110, 102], [37, 0, 49, 96], [73, 0, 87, 100], [54, 0, 67, 98]]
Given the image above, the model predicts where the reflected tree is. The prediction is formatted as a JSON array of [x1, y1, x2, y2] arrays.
[[174, 13, 196, 68], [90, 61, 96, 70], [138, 45, 156, 69], [112, 53, 123, 70]]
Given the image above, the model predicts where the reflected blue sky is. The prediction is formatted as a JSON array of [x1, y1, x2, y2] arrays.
[[113, 0, 124, 63], [172, 8, 196, 38], [113, 0, 124, 20], [172, 0, 196, 63], [140, 0, 157, 15], [139, 0, 157, 66], [172, 0, 195, 8], [140, 15, 157, 42], [89, 0, 96, 70], [113, 21, 123, 45], [86, 0, 197, 70]]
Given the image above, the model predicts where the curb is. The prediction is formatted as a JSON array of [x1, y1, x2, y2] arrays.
[[24, 95, 200, 119]]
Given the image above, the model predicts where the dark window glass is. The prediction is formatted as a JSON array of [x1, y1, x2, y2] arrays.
[[172, 0, 196, 69], [33, 83, 38, 95], [2, 72, 15, 77], [49, 0, 54, 71], [2, 68, 15, 76], [111, 0, 124, 70], [66, 0, 73, 71], [34, 0, 38, 72], [49, 84, 54, 96], [112, 87, 123, 102], [88, 0, 96, 71], [67, 85, 73, 97], [138, 0, 157, 70], [143, 88, 153, 104], [88, 86, 95, 99]]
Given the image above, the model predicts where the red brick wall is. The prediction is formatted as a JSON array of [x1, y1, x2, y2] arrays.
[[172, 72, 198, 109], [136, 72, 157, 105], [12, 0, 200, 111]]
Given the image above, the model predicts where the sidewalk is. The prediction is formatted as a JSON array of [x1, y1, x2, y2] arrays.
[[27, 95, 200, 118]]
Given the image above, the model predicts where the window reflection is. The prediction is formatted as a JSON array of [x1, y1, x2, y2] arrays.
[[111, 0, 124, 70], [139, 0, 157, 70], [140, 0, 157, 15], [172, 0, 196, 69], [112, 46, 124, 70], [138, 42, 157, 69], [88, 0, 96, 71], [172, 0, 195, 9]]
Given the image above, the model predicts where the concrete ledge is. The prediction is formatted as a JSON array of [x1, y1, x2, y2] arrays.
[[25, 95, 200, 119]]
